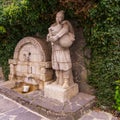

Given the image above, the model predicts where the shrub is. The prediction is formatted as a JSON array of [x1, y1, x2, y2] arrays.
[[115, 80, 120, 111], [84, 0, 120, 107]]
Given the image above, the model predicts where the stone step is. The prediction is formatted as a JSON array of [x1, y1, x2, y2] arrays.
[[0, 81, 95, 120], [0, 94, 49, 120]]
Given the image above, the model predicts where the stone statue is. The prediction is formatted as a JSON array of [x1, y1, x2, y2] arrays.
[[47, 10, 75, 88]]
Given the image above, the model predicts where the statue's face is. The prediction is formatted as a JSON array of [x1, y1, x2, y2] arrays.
[[56, 14, 63, 23]]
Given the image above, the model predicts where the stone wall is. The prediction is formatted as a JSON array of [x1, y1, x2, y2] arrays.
[[70, 26, 93, 94]]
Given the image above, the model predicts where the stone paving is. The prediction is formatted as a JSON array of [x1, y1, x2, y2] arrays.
[[0, 81, 118, 120], [79, 111, 118, 120], [0, 94, 49, 120], [0, 82, 96, 120], [0, 93, 118, 120]]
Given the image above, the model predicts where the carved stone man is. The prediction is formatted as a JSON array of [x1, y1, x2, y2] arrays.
[[47, 10, 75, 88]]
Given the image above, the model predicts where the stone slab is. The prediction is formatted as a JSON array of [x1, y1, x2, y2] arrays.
[[0, 94, 49, 120], [0, 81, 95, 120], [79, 111, 118, 120], [0, 99, 19, 113], [44, 83, 79, 103]]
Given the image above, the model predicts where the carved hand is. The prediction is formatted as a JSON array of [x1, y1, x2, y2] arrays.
[[50, 35, 59, 42]]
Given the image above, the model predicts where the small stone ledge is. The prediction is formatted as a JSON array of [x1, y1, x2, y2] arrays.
[[0, 81, 95, 120]]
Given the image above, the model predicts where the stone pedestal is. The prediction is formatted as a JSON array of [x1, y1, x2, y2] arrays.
[[44, 83, 79, 102]]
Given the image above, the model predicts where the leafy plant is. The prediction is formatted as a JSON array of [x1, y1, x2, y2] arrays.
[[115, 80, 120, 111], [84, 0, 120, 107]]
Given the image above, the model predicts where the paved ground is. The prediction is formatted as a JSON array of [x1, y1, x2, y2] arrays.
[[0, 94, 49, 120], [79, 111, 118, 120], [0, 91, 118, 120]]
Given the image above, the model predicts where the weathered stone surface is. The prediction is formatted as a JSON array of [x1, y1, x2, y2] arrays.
[[0, 81, 15, 88], [15, 111, 42, 120], [90, 111, 109, 119], [0, 83, 95, 120], [112, 117, 118, 120], [8, 37, 53, 91], [0, 67, 4, 81], [0, 95, 3, 100], [0, 94, 49, 120], [44, 83, 79, 103], [80, 115, 94, 120], [79, 111, 118, 120], [6, 107, 27, 115], [56, 116, 74, 120], [0, 84, 118, 120]]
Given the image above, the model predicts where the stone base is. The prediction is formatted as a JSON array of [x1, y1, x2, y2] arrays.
[[0, 81, 96, 120], [44, 83, 79, 102]]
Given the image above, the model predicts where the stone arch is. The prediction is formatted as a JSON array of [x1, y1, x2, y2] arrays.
[[9, 36, 53, 89], [13, 37, 51, 61]]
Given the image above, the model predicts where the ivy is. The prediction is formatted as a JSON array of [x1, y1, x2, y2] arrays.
[[115, 80, 120, 111], [84, 0, 120, 108]]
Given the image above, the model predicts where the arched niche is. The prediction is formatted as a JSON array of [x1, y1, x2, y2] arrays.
[[9, 37, 53, 90], [13, 37, 51, 61]]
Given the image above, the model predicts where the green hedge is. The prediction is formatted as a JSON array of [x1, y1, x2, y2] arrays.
[[115, 80, 120, 111], [84, 0, 120, 107]]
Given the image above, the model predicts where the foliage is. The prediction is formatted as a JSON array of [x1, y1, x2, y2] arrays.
[[115, 80, 120, 111], [0, 0, 59, 79], [84, 0, 120, 107], [59, 0, 93, 16]]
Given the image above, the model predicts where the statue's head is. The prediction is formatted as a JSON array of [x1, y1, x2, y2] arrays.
[[56, 10, 64, 23]]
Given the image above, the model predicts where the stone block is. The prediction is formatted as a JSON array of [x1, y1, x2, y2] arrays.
[[44, 80, 54, 86], [44, 83, 79, 103], [38, 81, 44, 90], [8, 59, 17, 65], [0, 98, 19, 113], [39, 61, 52, 68], [40, 71, 53, 81]]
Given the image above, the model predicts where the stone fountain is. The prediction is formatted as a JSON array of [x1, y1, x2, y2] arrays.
[[8, 36, 53, 93]]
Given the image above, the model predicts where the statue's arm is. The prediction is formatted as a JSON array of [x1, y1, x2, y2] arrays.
[[46, 27, 52, 42], [51, 23, 69, 42], [46, 34, 50, 42], [56, 23, 69, 38], [47, 22, 69, 42]]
